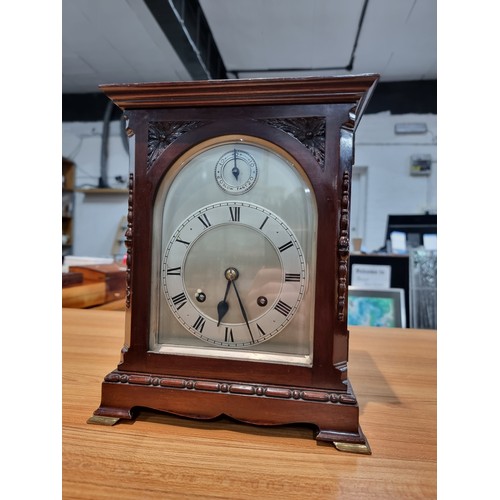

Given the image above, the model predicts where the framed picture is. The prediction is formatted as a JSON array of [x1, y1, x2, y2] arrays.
[[348, 287, 406, 328]]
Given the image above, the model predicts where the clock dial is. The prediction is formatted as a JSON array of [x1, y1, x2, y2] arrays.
[[162, 201, 306, 347]]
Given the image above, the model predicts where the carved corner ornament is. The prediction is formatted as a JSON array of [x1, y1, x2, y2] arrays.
[[147, 121, 203, 169], [263, 117, 326, 170]]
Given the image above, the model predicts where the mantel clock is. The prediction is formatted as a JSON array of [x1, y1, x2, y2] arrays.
[[88, 75, 379, 454]]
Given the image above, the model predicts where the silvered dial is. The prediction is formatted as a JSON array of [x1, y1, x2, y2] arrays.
[[162, 201, 306, 347]]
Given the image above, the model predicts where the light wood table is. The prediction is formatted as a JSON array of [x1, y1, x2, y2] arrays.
[[62, 281, 107, 308], [63, 308, 436, 499]]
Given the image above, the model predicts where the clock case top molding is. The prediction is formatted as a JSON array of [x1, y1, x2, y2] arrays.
[[90, 75, 379, 454]]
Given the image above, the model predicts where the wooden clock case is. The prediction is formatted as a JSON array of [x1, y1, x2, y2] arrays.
[[89, 75, 379, 454]]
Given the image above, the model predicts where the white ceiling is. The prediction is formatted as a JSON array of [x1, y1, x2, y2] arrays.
[[62, 0, 436, 94]]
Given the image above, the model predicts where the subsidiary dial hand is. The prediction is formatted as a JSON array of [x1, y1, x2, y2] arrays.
[[231, 149, 240, 180], [217, 280, 232, 326]]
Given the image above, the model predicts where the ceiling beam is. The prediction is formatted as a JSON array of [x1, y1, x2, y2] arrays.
[[144, 0, 227, 80]]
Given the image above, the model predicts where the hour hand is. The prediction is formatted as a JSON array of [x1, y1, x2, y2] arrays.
[[217, 280, 231, 326]]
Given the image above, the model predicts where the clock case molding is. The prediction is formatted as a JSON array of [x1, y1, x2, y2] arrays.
[[89, 75, 379, 454]]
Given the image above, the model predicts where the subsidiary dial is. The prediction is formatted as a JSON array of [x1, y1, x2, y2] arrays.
[[214, 149, 258, 194]]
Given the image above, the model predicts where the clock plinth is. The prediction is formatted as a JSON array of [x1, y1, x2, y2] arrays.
[[89, 75, 379, 454], [89, 369, 370, 454]]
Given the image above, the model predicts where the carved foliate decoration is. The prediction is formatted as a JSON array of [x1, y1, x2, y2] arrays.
[[337, 171, 350, 321], [124, 173, 133, 309], [263, 117, 326, 169], [148, 121, 203, 169]]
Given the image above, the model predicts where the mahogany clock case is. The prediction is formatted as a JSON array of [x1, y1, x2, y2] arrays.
[[89, 76, 379, 454]]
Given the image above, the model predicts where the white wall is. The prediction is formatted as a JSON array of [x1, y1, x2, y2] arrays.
[[62, 121, 129, 258], [62, 112, 437, 257], [354, 112, 437, 252]]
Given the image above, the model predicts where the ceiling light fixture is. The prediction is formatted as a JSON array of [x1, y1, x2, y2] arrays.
[[394, 123, 428, 135]]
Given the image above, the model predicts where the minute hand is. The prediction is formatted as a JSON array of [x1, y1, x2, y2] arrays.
[[231, 281, 254, 342]]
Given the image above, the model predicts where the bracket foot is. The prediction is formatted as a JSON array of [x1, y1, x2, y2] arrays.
[[332, 440, 371, 455], [87, 415, 121, 426]]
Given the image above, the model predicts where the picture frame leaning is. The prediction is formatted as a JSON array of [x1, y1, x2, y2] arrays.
[[348, 287, 406, 328]]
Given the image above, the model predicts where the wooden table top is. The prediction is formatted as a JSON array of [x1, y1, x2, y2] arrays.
[[62, 308, 436, 499]]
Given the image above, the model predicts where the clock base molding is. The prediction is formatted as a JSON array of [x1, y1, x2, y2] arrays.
[[88, 370, 371, 454]]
